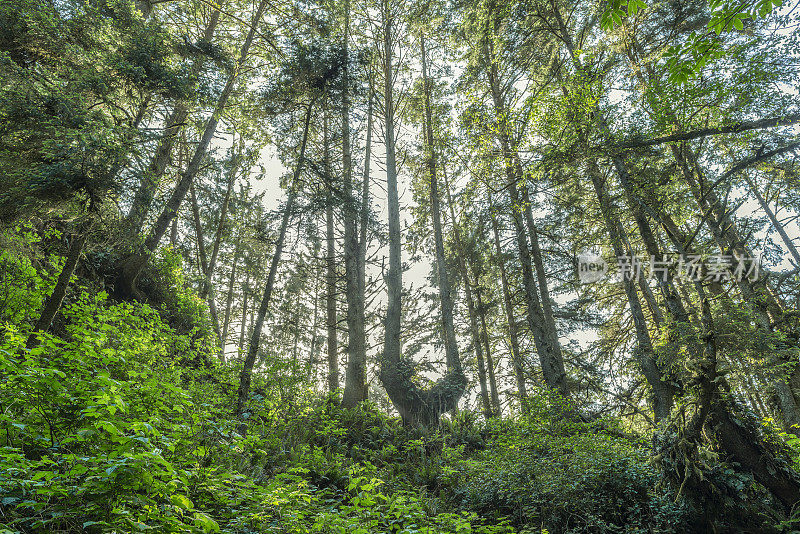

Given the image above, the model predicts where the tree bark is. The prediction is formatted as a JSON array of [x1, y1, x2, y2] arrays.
[[520, 184, 567, 389], [742, 172, 800, 266], [378, 0, 406, 416], [488, 199, 527, 403], [341, 2, 369, 407], [235, 101, 312, 415], [484, 45, 567, 395], [443, 170, 492, 416], [118, 0, 268, 297], [238, 269, 250, 357], [221, 231, 241, 348], [26, 228, 89, 348], [378, 29, 467, 426], [475, 279, 501, 416], [189, 182, 223, 349], [587, 162, 675, 422], [324, 109, 339, 395]]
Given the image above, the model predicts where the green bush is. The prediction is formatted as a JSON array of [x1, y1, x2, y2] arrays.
[[452, 410, 688, 533]]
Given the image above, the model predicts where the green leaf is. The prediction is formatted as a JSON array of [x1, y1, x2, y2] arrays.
[[69, 464, 89, 477], [171, 494, 193, 510], [193, 512, 220, 533]]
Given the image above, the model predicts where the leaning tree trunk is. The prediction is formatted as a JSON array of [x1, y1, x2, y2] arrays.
[[235, 102, 312, 415], [26, 226, 89, 348], [118, 0, 268, 298], [619, 34, 800, 429], [541, 16, 677, 418], [483, 38, 568, 396], [123, 105, 188, 238], [123, 9, 223, 238], [587, 161, 675, 422], [743, 172, 800, 266], [656, 298, 800, 521], [520, 183, 567, 388]]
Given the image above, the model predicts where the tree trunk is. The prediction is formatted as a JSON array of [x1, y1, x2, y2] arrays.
[[189, 183, 223, 349], [378, 0, 406, 415], [483, 38, 568, 396], [421, 34, 463, 381], [475, 279, 501, 416], [118, 0, 268, 298], [206, 153, 241, 292], [588, 162, 675, 422], [620, 36, 800, 429], [235, 101, 312, 415], [378, 29, 467, 426], [123, 9, 223, 238], [341, 3, 369, 407], [323, 110, 340, 395], [309, 264, 321, 382], [542, 17, 676, 418], [123, 104, 188, 237], [221, 231, 241, 347], [26, 228, 89, 348], [743, 172, 800, 266], [359, 86, 373, 273], [238, 269, 250, 357], [488, 199, 527, 403], [442, 168, 493, 416], [520, 184, 567, 388], [169, 214, 178, 246]]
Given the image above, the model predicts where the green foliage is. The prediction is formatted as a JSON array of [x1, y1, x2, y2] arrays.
[[451, 396, 688, 533], [0, 224, 61, 325], [601, 0, 786, 83], [0, 230, 512, 533], [0, 0, 186, 221], [146, 246, 216, 340], [0, 216, 789, 534]]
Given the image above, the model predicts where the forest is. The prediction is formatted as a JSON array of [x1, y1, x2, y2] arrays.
[[1, 0, 800, 531]]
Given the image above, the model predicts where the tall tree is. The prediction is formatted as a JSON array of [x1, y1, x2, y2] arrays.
[[236, 101, 313, 415], [118, 0, 270, 297], [341, 0, 369, 407]]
